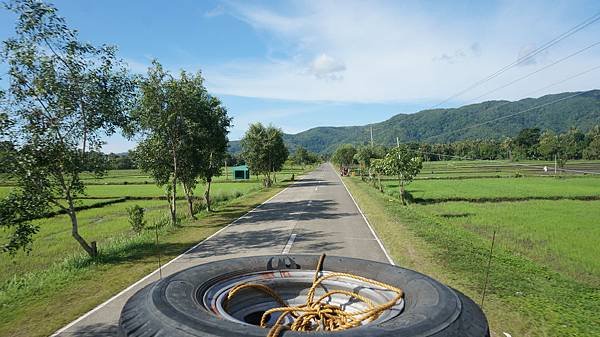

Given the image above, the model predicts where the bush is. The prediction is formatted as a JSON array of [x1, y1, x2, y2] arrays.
[[127, 205, 146, 233]]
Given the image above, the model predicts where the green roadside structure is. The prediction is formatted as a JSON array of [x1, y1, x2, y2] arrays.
[[232, 164, 250, 180]]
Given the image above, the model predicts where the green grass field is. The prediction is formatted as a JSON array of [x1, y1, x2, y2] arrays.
[[416, 200, 600, 285], [348, 160, 600, 336], [403, 176, 600, 201]]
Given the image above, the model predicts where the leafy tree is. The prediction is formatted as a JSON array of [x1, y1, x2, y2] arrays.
[[354, 145, 385, 178], [198, 96, 231, 212], [501, 137, 513, 161], [382, 145, 423, 204], [293, 146, 310, 167], [241, 123, 288, 187], [133, 62, 229, 222], [583, 126, 600, 159], [331, 144, 357, 168], [538, 131, 568, 168], [514, 128, 541, 159], [563, 127, 586, 160], [370, 158, 386, 192], [0, 0, 134, 256]]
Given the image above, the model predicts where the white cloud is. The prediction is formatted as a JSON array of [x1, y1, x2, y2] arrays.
[[308, 54, 346, 79]]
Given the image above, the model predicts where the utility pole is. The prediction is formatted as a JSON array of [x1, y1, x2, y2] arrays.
[[225, 158, 228, 181], [370, 126, 374, 147], [554, 154, 557, 176], [396, 137, 400, 148]]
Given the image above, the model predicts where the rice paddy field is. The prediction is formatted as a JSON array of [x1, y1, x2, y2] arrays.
[[348, 159, 600, 336]]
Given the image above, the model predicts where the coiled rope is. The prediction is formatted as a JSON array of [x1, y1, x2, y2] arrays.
[[226, 254, 404, 337]]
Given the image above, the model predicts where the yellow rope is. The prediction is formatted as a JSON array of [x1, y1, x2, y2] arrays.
[[225, 254, 404, 337]]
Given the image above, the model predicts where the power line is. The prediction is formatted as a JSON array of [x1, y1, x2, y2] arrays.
[[469, 41, 600, 102], [520, 64, 600, 97], [462, 64, 600, 121], [429, 10, 600, 109]]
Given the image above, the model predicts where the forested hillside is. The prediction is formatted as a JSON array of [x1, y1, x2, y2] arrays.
[[229, 90, 600, 154]]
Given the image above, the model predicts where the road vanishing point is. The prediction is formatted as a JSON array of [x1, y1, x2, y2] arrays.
[[52, 163, 393, 337]]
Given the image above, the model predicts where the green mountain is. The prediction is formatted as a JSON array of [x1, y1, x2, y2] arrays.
[[229, 90, 600, 154]]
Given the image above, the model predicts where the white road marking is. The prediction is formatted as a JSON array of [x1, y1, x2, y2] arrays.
[[332, 163, 395, 265], [49, 184, 294, 337], [281, 233, 297, 254]]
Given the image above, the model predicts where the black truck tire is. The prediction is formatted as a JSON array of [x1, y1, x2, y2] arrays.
[[119, 255, 489, 337]]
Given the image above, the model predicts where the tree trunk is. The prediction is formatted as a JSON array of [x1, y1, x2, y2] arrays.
[[398, 176, 405, 205], [170, 177, 177, 225], [378, 175, 382, 192], [67, 197, 97, 257], [205, 178, 212, 212], [183, 184, 196, 219]]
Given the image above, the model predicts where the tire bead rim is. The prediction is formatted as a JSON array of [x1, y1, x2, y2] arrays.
[[201, 270, 405, 328]]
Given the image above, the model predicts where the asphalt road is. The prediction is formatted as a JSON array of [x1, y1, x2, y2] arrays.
[[52, 163, 392, 337]]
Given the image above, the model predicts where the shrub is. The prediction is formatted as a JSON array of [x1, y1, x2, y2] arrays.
[[127, 205, 146, 233]]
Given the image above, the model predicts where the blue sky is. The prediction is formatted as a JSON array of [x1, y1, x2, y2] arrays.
[[1, 0, 599, 152]]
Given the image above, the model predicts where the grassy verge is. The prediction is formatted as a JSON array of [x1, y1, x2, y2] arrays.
[[344, 177, 600, 337], [0, 173, 304, 337]]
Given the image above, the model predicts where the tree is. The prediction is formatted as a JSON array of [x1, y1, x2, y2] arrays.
[[133, 63, 230, 222], [563, 127, 586, 159], [331, 144, 357, 168], [293, 146, 310, 167], [370, 158, 386, 192], [241, 123, 288, 187], [354, 145, 385, 179], [383, 145, 423, 204], [514, 128, 541, 159], [500, 137, 513, 161], [0, 0, 134, 257], [198, 96, 231, 212], [538, 130, 568, 169], [583, 125, 600, 160]]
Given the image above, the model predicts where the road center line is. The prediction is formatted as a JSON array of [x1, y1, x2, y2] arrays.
[[282, 233, 297, 254]]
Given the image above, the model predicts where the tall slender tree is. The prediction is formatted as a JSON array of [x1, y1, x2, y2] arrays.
[[198, 96, 231, 212], [0, 0, 134, 256]]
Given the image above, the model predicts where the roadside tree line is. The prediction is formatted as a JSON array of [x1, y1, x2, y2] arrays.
[[332, 143, 422, 204]]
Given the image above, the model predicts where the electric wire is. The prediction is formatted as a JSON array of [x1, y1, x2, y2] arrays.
[[469, 41, 600, 102], [429, 10, 600, 109]]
